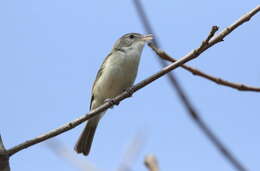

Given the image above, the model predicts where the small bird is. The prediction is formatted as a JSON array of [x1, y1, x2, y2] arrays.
[[74, 33, 153, 155]]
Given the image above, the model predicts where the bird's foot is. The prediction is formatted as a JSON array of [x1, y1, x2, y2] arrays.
[[124, 87, 134, 97], [104, 98, 119, 108]]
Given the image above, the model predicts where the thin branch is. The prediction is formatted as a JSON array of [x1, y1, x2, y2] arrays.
[[198, 26, 219, 50], [209, 6, 260, 46], [133, 1, 259, 171], [0, 135, 10, 171], [148, 43, 260, 92], [5, 7, 260, 167], [144, 155, 159, 171]]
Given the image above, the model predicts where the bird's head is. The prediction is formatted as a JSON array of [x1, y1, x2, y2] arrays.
[[112, 33, 153, 53]]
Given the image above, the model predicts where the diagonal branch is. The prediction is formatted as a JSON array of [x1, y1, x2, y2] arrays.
[[4, 7, 260, 169], [148, 43, 260, 92]]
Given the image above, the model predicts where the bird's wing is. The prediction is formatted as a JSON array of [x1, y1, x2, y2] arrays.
[[89, 52, 112, 110]]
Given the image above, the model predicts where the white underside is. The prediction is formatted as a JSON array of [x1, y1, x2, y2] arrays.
[[92, 41, 145, 108]]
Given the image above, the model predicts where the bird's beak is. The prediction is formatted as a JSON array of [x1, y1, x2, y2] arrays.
[[141, 34, 153, 41]]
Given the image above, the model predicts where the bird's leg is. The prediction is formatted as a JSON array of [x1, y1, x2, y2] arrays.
[[104, 87, 134, 108]]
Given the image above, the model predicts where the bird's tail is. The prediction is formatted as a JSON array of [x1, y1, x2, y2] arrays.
[[74, 113, 103, 155]]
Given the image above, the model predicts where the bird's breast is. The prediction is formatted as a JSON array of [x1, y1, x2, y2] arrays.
[[93, 52, 141, 101]]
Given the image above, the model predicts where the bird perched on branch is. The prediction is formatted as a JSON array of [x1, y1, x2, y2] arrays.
[[74, 33, 153, 155]]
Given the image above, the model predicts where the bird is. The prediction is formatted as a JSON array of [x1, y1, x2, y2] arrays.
[[74, 33, 153, 155]]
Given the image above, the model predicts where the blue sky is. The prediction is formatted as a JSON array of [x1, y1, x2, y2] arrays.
[[0, 0, 259, 171]]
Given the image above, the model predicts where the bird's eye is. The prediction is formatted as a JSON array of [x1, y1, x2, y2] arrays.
[[129, 34, 135, 39]]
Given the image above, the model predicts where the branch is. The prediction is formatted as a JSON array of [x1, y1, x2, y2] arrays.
[[148, 43, 260, 92], [133, 1, 259, 171], [5, 7, 260, 167], [132, 2, 237, 170], [0, 135, 10, 171], [144, 155, 159, 171], [209, 6, 260, 46]]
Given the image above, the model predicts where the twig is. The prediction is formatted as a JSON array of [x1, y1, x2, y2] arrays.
[[0, 135, 10, 171], [199, 26, 219, 49], [131, 4, 225, 171], [4, 7, 259, 167], [148, 43, 260, 92], [133, 1, 259, 171], [144, 155, 159, 171]]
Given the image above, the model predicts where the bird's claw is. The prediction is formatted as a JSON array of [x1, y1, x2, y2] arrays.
[[124, 87, 134, 97], [104, 98, 119, 108]]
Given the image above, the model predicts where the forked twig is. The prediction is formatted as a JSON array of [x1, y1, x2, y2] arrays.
[[148, 43, 260, 92], [133, 1, 259, 171]]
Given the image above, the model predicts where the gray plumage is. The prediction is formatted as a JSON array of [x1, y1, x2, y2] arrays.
[[74, 33, 152, 155]]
